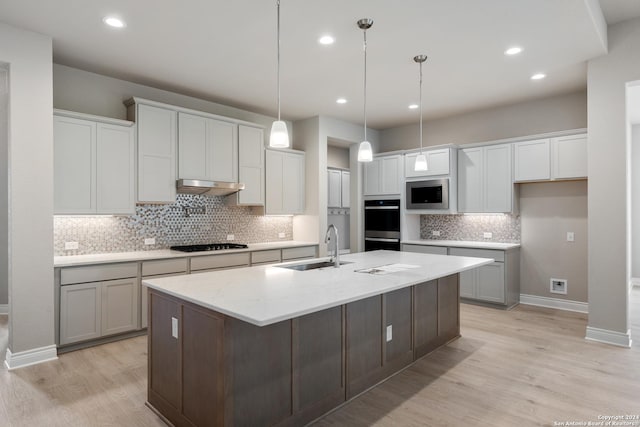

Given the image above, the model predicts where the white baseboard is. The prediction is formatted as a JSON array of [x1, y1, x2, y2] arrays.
[[519, 294, 588, 313], [585, 327, 632, 348], [4, 345, 58, 370], [0, 304, 7, 315]]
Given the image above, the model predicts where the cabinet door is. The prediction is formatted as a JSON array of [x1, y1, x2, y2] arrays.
[[137, 104, 177, 202], [265, 150, 284, 214], [458, 147, 483, 213], [327, 169, 342, 208], [381, 156, 401, 194], [484, 144, 512, 213], [341, 171, 350, 208], [405, 149, 450, 178], [208, 119, 237, 182], [458, 269, 476, 299], [178, 112, 208, 180], [238, 125, 264, 205], [552, 134, 587, 179], [54, 115, 96, 214], [363, 159, 380, 196], [514, 139, 550, 182], [476, 262, 505, 303], [59, 282, 101, 345], [96, 123, 135, 214], [102, 278, 139, 336], [283, 153, 305, 214]]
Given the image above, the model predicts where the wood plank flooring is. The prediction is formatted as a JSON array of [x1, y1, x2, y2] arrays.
[[0, 291, 639, 427]]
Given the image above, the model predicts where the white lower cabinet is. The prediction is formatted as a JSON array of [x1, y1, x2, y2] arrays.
[[60, 277, 139, 345], [457, 261, 505, 303]]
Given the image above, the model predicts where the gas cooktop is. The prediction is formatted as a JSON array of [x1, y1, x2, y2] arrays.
[[170, 243, 249, 253]]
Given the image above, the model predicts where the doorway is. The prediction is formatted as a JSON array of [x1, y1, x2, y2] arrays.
[[0, 65, 8, 360], [627, 81, 640, 346], [327, 141, 351, 254]]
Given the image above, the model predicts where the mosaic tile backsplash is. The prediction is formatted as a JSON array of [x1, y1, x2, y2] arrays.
[[54, 194, 293, 255], [420, 214, 520, 243]]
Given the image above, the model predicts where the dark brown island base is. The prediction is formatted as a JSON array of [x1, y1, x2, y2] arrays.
[[147, 274, 460, 427]]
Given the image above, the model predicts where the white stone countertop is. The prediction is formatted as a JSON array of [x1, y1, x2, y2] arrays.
[[54, 241, 319, 267], [402, 240, 520, 251], [144, 250, 493, 327]]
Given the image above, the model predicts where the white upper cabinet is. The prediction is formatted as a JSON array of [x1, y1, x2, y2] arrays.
[[363, 155, 402, 196], [404, 148, 450, 178], [54, 112, 134, 215], [237, 125, 265, 206], [266, 149, 305, 215], [134, 103, 177, 203], [514, 138, 550, 182], [458, 144, 513, 213], [327, 169, 350, 208], [178, 112, 238, 183], [551, 133, 587, 179]]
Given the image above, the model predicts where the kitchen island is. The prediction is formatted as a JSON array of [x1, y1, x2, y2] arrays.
[[144, 250, 492, 427]]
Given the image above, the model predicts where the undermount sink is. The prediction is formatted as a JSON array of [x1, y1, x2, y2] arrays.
[[277, 260, 353, 271]]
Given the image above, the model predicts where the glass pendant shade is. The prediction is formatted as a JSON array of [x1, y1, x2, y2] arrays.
[[357, 141, 373, 162], [414, 153, 428, 171], [270, 120, 289, 148]]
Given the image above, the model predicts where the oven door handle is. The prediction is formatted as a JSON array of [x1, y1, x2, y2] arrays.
[[365, 206, 399, 210], [364, 237, 400, 243]]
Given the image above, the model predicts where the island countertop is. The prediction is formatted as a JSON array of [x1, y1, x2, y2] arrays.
[[143, 250, 493, 327]]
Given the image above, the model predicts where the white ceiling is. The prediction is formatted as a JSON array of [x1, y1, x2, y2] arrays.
[[0, 0, 637, 129]]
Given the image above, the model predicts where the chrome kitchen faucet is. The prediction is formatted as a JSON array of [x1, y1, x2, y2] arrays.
[[325, 224, 340, 268]]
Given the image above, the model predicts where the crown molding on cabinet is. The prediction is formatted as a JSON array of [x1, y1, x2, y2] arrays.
[[53, 109, 134, 127]]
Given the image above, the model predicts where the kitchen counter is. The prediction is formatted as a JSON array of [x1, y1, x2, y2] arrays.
[[53, 240, 318, 267], [402, 239, 520, 251], [144, 249, 492, 326]]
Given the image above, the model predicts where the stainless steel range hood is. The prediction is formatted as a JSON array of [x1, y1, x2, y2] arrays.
[[176, 179, 245, 197]]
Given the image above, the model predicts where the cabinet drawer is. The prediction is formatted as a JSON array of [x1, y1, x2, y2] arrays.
[[190, 252, 250, 271], [142, 258, 188, 276], [402, 244, 448, 255], [251, 249, 281, 265], [61, 262, 138, 285], [448, 247, 504, 262], [282, 246, 317, 261]]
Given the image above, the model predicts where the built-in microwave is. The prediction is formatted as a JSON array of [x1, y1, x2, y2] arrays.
[[406, 178, 449, 210]]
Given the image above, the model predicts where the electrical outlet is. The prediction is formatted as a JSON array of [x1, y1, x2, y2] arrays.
[[227, 234, 235, 241], [483, 232, 493, 239], [432, 230, 441, 237], [144, 238, 156, 245], [386, 325, 393, 342], [278, 232, 286, 239], [64, 241, 79, 250], [171, 317, 179, 339], [566, 232, 575, 242], [550, 278, 568, 295]]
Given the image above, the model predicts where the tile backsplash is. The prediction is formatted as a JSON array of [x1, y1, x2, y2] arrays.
[[54, 194, 293, 255], [420, 214, 520, 242]]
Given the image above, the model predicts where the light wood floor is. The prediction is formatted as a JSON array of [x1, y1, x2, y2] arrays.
[[0, 291, 639, 427]]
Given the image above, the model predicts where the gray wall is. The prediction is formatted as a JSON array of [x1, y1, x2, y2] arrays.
[[0, 67, 7, 310], [327, 145, 349, 169], [53, 64, 289, 141], [0, 23, 55, 354], [379, 90, 587, 151], [587, 18, 640, 337], [633, 125, 640, 279], [520, 181, 588, 302]]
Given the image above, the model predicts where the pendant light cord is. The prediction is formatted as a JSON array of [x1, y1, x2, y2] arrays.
[[363, 29, 367, 142], [277, 0, 281, 122], [419, 60, 423, 154]]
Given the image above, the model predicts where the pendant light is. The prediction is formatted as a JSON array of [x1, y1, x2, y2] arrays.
[[270, 0, 290, 148], [414, 55, 428, 171], [357, 18, 373, 162]]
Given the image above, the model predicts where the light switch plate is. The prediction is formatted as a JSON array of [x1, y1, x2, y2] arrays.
[[567, 232, 575, 242], [432, 230, 441, 236], [386, 325, 393, 342], [483, 232, 493, 239], [64, 241, 79, 250], [144, 238, 156, 245], [278, 232, 286, 239], [226, 234, 235, 241]]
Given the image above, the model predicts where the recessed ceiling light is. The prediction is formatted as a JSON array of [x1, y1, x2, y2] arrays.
[[319, 35, 335, 45], [103, 16, 125, 28], [504, 47, 522, 56], [531, 73, 546, 80], [336, 98, 347, 104], [408, 104, 419, 109]]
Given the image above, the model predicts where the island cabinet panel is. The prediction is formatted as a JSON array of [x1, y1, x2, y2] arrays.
[[384, 288, 413, 371], [414, 280, 439, 358], [229, 318, 292, 426], [437, 274, 460, 340]]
